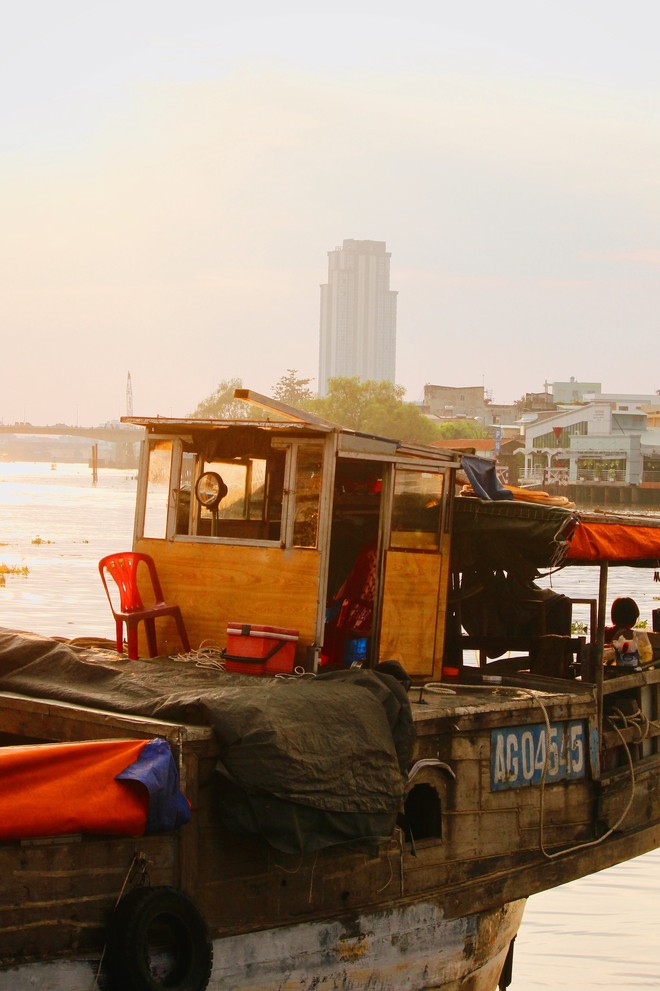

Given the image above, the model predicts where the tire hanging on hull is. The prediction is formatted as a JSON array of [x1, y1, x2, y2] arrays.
[[106, 885, 213, 991]]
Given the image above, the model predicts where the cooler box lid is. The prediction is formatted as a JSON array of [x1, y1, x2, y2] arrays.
[[226, 623, 299, 641]]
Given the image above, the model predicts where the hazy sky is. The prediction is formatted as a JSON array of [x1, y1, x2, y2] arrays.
[[2, 1, 659, 425]]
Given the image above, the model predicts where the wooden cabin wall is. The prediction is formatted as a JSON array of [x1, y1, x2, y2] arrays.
[[379, 531, 452, 680], [436, 533, 453, 669], [379, 552, 442, 677], [135, 538, 320, 660]]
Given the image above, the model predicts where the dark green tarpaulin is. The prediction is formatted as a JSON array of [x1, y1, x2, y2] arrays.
[[0, 629, 414, 854], [451, 497, 577, 573]]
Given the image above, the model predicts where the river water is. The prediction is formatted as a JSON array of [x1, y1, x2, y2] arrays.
[[0, 462, 658, 989]]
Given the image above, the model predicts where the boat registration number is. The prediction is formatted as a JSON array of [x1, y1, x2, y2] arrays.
[[490, 720, 586, 791]]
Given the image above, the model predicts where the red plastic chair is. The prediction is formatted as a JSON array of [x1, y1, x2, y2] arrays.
[[99, 552, 191, 660]]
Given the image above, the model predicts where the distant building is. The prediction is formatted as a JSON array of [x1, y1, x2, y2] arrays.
[[516, 390, 557, 412], [423, 384, 486, 420], [552, 378, 601, 404], [318, 239, 397, 396], [423, 384, 518, 427]]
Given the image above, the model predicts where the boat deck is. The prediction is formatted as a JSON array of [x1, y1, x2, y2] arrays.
[[410, 673, 596, 728]]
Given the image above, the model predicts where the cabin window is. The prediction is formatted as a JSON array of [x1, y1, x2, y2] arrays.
[[143, 441, 173, 539], [292, 443, 324, 548], [142, 431, 323, 547], [390, 470, 443, 550], [188, 454, 283, 541], [198, 460, 265, 521], [170, 438, 287, 543]]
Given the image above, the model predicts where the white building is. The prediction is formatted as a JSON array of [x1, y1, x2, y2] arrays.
[[318, 239, 397, 396], [522, 397, 660, 485]]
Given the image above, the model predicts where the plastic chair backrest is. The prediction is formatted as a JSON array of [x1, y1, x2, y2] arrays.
[[99, 552, 163, 614]]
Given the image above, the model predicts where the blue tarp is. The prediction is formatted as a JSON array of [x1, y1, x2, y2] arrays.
[[461, 455, 514, 501]]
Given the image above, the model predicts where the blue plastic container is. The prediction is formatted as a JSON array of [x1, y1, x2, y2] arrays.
[[344, 636, 369, 666]]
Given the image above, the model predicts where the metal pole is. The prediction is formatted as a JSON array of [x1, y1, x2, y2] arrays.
[[595, 562, 608, 742]]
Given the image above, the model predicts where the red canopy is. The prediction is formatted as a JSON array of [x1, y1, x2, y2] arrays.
[[566, 518, 660, 566]]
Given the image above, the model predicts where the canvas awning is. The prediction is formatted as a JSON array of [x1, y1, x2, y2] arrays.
[[452, 496, 660, 572], [565, 516, 660, 567]]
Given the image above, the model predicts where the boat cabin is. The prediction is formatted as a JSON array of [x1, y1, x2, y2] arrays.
[[125, 391, 460, 679]]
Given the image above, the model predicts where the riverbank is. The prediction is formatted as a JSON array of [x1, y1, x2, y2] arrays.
[[542, 482, 660, 508]]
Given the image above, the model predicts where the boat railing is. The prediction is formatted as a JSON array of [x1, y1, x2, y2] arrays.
[[575, 468, 627, 483], [520, 468, 637, 485], [518, 470, 545, 486]]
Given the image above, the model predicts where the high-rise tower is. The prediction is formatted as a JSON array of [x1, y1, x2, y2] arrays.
[[318, 239, 397, 396]]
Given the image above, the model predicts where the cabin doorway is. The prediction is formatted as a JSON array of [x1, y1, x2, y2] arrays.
[[321, 458, 450, 679], [378, 465, 448, 679], [321, 457, 384, 669]]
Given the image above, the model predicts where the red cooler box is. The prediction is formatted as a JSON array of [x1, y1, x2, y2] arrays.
[[223, 623, 299, 676]]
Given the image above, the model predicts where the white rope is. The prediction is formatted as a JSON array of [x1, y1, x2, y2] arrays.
[[420, 681, 457, 698], [172, 639, 226, 670], [515, 687, 636, 860], [275, 666, 316, 680]]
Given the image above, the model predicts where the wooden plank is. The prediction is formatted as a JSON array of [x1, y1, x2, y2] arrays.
[[603, 723, 660, 748], [137, 538, 319, 659], [441, 820, 660, 921], [0, 833, 176, 961], [177, 751, 199, 897], [379, 550, 442, 677], [0, 692, 214, 747], [602, 666, 660, 694], [433, 531, 453, 680]]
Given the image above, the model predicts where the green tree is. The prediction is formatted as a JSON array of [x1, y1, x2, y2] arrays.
[[306, 377, 443, 444], [434, 420, 489, 439], [189, 378, 248, 419], [272, 369, 315, 406]]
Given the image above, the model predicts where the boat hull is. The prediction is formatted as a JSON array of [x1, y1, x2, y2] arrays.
[[0, 896, 525, 991]]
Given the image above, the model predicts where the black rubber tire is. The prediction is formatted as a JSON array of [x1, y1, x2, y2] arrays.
[[106, 885, 213, 991]]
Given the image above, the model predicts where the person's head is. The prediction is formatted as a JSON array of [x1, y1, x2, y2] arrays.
[[611, 596, 639, 629]]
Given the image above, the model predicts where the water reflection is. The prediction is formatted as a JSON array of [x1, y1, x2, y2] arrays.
[[0, 462, 136, 638], [516, 849, 660, 988]]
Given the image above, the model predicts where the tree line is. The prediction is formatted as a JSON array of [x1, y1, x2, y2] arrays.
[[190, 371, 488, 446]]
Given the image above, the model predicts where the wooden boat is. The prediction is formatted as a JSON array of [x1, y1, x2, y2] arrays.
[[0, 390, 659, 991]]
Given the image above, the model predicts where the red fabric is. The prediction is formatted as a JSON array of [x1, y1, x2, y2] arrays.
[[321, 542, 377, 666], [0, 739, 149, 840], [335, 542, 378, 633], [566, 521, 660, 562]]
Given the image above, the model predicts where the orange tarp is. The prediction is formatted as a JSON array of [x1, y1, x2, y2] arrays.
[[566, 521, 660, 563], [0, 739, 149, 840]]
